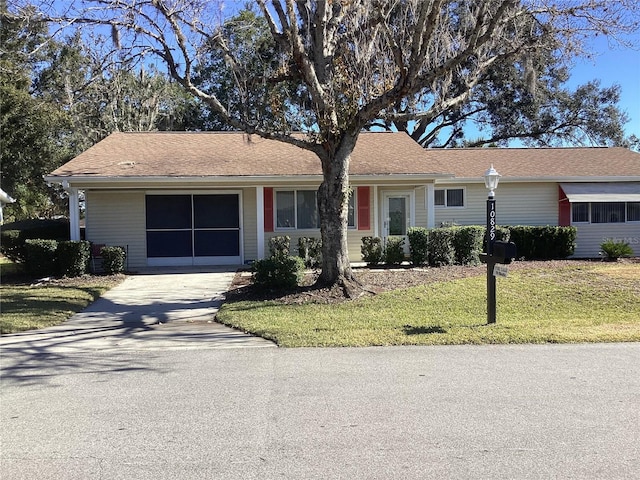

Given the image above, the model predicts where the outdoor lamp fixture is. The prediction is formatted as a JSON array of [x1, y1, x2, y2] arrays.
[[484, 164, 501, 198], [484, 164, 501, 324]]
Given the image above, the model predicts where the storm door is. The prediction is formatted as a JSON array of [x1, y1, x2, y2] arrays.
[[382, 192, 413, 254]]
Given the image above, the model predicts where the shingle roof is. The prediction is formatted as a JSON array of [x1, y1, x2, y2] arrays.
[[48, 131, 442, 178], [429, 146, 640, 179], [48, 131, 640, 180]]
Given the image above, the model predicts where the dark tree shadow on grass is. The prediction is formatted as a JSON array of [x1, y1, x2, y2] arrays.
[[403, 325, 448, 335]]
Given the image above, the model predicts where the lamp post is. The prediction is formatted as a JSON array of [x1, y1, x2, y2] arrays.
[[484, 165, 501, 324]]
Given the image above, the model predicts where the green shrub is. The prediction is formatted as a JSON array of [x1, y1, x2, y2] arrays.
[[482, 226, 511, 253], [508, 226, 576, 259], [101, 246, 126, 274], [0, 219, 70, 263], [407, 227, 429, 266], [428, 228, 456, 267], [57, 240, 91, 277], [0, 230, 23, 263], [298, 237, 322, 269], [554, 227, 577, 259], [361, 236, 384, 266], [384, 237, 405, 265], [24, 239, 58, 277], [452, 226, 484, 265], [253, 255, 305, 289], [600, 239, 634, 261], [269, 236, 290, 258]]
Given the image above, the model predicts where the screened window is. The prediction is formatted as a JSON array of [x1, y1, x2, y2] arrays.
[[591, 202, 625, 223], [447, 189, 464, 207], [276, 191, 295, 228], [296, 190, 320, 229], [435, 188, 464, 207], [276, 189, 355, 229], [627, 202, 640, 222], [572, 203, 589, 223]]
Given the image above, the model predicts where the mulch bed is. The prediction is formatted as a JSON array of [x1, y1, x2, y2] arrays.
[[225, 259, 622, 305]]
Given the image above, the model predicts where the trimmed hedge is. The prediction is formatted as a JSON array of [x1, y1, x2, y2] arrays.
[[452, 226, 484, 266], [428, 228, 456, 267], [254, 236, 305, 289], [0, 218, 70, 263], [0, 230, 22, 263], [101, 246, 126, 274], [508, 226, 576, 260], [361, 236, 384, 266], [253, 255, 305, 289], [24, 239, 58, 277], [384, 237, 405, 265], [369, 224, 576, 270], [57, 240, 91, 277], [407, 227, 429, 266]]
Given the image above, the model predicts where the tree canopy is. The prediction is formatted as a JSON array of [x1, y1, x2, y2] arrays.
[[4, 0, 639, 285], [1, 2, 204, 220]]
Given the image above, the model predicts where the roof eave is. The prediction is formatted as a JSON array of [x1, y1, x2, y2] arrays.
[[435, 175, 640, 184], [46, 172, 453, 188]]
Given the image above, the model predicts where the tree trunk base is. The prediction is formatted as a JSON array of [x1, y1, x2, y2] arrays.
[[314, 273, 364, 299]]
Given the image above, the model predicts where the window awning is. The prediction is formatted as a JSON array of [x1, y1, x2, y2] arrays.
[[560, 183, 640, 202]]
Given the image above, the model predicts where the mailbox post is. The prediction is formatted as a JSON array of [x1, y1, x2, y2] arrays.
[[482, 165, 517, 324], [484, 165, 501, 325]]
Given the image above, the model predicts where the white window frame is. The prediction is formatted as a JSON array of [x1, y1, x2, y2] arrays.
[[627, 202, 640, 223], [571, 202, 590, 224], [275, 189, 357, 230], [434, 187, 465, 208], [571, 201, 640, 224]]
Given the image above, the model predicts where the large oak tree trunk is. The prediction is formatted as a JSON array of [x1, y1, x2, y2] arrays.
[[316, 134, 357, 287]]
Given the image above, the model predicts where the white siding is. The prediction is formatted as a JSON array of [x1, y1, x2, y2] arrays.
[[573, 223, 640, 258], [414, 186, 428, 228], [85, 190, 146, 269], [242, 187, 258, 263], [435, 183, 559, 227]]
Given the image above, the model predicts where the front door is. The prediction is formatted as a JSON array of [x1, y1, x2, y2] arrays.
[[382, 192, 412, 252]]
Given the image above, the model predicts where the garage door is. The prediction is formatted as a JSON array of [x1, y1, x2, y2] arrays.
[[145, 194, 241, 266]]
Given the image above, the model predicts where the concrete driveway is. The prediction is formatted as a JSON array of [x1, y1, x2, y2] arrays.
[[0, 268, 275, 354]]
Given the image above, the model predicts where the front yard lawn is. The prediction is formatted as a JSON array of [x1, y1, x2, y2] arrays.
[[0, 271, 124, 334], [217, 261, 640, 347]]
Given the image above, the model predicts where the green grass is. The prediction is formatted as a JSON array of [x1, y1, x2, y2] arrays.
[[1, 257, 124, 334], [217, 262, 640, 347]]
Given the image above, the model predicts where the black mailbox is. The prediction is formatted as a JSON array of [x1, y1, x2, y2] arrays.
[[493, 241, 517, 264]]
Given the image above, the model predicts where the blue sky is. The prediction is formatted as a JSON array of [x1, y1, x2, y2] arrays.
[[566, 37, 640, 139]]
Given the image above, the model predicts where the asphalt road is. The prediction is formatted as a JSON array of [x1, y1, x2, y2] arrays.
[[1, 343, 639, 479]]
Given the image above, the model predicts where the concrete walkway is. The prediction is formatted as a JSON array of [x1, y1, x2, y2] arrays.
[[0, 268, 275, 354]]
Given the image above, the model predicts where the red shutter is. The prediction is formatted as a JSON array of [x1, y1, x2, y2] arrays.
[[357, 186, 370, 230], [558, 186, 571, 226], [264, 187, 274, 232]]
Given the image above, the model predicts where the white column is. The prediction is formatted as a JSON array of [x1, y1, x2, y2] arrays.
[[427, 183, 435, 229], [256, 186, 265, 260], [373, 185, 379, 237], [67, 187, 81, 241]]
